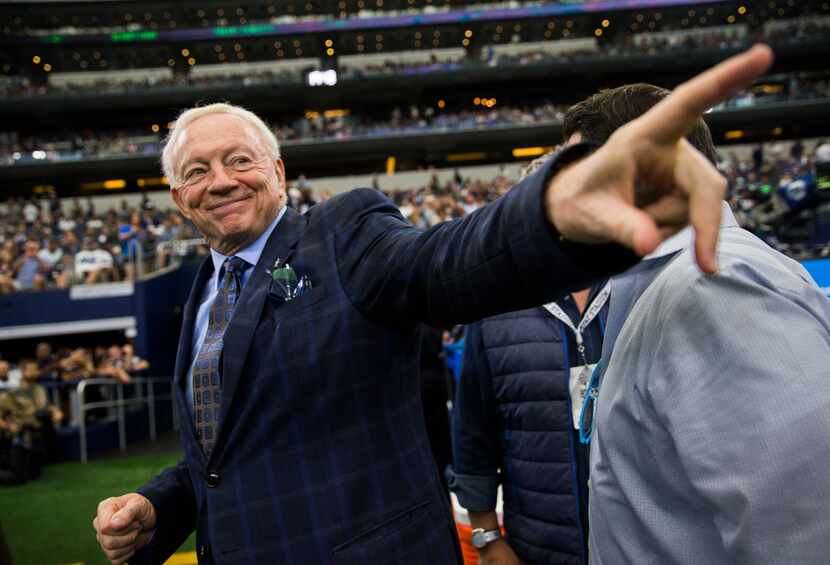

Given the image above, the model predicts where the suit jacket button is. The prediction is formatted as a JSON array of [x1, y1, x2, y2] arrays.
[[206, 472, 221, 488]]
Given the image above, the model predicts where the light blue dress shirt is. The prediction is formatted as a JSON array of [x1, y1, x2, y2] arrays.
[[589, 204, 830, 564], [185, 208, 286, 412]]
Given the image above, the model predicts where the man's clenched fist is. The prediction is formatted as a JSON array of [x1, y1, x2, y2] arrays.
[[93, 493, 156, 564]]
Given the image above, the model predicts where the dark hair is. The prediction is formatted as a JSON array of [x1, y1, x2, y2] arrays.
[[563, 83, 718, 164]]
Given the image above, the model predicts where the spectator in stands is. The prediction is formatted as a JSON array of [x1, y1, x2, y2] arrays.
[[58, 348, 94, 382], [74, 237, 116, 284], [17, 360, 63, 427], [119, 211, 146, 259], [22, 199, 39, 225], [0, 361, 19, 390], [0, 388, 40, 484], [13, 240, 47, 291], [96, 345, 132, 384], [53, 252, 78, 288], [121, 344, 149, 378], [35, 342, 60, 382], [0, 250, 15, 294], [37, 237, 63, 270]]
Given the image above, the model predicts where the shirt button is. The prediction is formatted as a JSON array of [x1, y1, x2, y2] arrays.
[[206, 471, 221, 488]]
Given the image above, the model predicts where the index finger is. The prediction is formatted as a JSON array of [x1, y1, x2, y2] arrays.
[[638, 44, 774, 145]]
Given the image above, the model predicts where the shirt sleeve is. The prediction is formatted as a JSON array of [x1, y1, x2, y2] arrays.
[[649, 262, 830, 564], [448, 322, 501, 512]]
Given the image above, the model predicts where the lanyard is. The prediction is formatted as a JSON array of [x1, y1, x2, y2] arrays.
[[543, 282, 610, 365]]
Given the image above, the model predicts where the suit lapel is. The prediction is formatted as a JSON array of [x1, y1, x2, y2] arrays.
[[174, 256, 215, 453], [175, 257, 215, 395], [214, 208, 306, 453]]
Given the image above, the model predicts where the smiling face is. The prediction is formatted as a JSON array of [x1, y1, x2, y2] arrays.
[[170, 113, 286, 255]]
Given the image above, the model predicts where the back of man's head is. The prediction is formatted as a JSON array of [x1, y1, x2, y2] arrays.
[[563, 83, 718, 164]]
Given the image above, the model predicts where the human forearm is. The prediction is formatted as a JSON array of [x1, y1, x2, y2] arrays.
[[469, 510, 499, 531], [337, 165, 637, 328], [470, 512, 519, 565]]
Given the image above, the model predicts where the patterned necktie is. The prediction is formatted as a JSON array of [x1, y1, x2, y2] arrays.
[[192, 256, 248, 456]]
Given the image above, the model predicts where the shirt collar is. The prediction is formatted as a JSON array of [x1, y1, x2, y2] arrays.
[[209, 205, 287, 275], [644, 202, 738, 260]]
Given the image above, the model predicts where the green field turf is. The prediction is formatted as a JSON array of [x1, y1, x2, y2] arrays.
[[0, 454, 195, 565]]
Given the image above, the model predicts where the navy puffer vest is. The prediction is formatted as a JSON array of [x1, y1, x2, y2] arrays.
[[478, 303, 605, 565]]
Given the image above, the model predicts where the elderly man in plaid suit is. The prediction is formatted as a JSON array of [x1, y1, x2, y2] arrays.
[[93, 47, 772, 565]]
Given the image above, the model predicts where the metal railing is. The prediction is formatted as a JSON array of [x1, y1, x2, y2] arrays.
[[66, 376, 177, 463], [132, 237, 206, 279]]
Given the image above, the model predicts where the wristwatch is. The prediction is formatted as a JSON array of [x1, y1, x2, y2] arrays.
[[471, 528, 501, 549]]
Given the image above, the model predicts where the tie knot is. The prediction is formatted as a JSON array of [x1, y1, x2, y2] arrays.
[[224, 256, 249, 277]]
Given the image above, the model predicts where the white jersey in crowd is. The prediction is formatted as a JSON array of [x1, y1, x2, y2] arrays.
[[75, 249, 114, 277]]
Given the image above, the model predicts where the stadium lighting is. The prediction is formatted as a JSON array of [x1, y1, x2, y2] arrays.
[[512, 147, 546, 158], [103, 179, 127, 189], [32, 56, 41, 64], [307, 69, 338, 87]]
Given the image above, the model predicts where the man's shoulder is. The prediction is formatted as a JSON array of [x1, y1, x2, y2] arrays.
[[477, 306, 548, 327], [642, 226, 818, 315], [640, 227, 819, 327], [305, 188, 396, 220]]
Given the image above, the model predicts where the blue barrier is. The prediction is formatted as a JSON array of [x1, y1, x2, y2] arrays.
[[0, 260, 200, 376], [802, 258, 830, 298]]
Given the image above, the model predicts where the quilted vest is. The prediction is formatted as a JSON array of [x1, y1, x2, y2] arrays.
[[477, 300, 605, 565]]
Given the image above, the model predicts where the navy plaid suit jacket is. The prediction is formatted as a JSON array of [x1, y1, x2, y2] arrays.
[[133, 152, 636, 565]]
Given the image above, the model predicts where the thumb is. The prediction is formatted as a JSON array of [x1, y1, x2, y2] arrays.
[[607, 201, 661, 258], [110, 497, 149, 530]]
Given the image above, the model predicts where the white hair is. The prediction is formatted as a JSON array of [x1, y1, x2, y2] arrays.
[[162, 102, 281, 188]]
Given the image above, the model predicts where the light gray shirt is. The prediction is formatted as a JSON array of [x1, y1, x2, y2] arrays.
[[589, 205, 830, 565]]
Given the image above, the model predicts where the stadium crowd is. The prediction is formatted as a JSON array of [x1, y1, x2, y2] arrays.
[[0, 194, 204, 293], [1, 138, 828, 296], [0, 342, 150, 484], [3, 71, 828, 166], [1, 101, 568, 165]]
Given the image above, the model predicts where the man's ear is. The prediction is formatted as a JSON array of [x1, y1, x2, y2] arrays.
[[275, 159, 287, 190], [170, 188, 192, 220]]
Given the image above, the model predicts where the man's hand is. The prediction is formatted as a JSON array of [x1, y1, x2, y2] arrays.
[[93, 493, 156, 564], [547, 44, 774, 274], [478, 539, 521, 565]]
